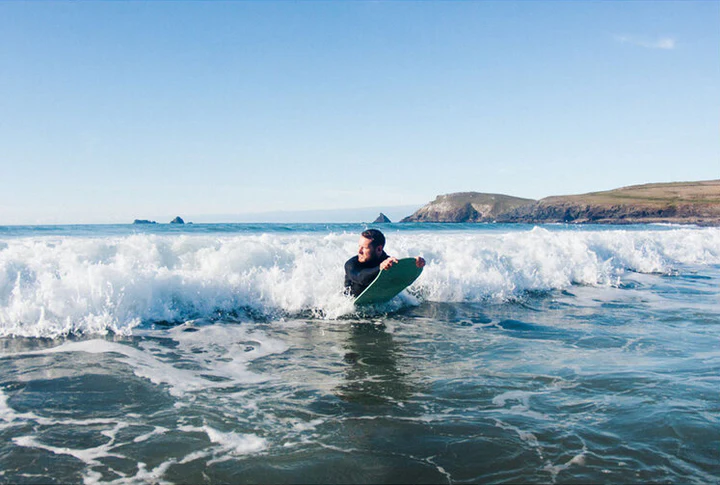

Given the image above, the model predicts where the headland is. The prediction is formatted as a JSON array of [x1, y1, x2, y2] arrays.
[[401, 180, 720, 226]]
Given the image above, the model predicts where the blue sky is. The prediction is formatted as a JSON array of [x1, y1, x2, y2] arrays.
[[1, 1, 718, 224]]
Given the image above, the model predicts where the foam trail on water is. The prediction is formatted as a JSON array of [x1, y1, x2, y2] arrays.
[[1, 324, 288, 396], [1, 228, 718, 337]]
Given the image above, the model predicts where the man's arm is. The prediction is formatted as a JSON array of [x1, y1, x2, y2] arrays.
[[379, 257, 399, 271], [379, 256, 425, 271]]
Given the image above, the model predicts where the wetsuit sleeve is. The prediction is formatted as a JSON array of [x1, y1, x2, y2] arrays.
[[344, 257, 381, 297]]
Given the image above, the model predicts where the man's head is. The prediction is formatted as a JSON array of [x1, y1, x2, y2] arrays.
[[357, 229, 386, 263]]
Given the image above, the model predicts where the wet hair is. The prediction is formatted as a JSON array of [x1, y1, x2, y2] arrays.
[[361, 229, 386, 249]]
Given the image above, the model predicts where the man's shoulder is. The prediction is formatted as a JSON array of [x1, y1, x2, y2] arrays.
[[345, 256, 360, 268]]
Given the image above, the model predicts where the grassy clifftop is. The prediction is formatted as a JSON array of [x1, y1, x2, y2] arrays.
[[496, 180, 720, 225], [545, 180, 720, 205]]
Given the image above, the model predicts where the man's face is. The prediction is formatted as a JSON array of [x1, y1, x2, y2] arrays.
[[357, 236, 382, 263]]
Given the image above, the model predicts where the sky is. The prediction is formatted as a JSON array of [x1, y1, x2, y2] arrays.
[[1, 1, 718, 224]]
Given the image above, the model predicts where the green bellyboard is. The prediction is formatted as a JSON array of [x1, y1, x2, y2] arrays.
[[354, 258, 423, 305]]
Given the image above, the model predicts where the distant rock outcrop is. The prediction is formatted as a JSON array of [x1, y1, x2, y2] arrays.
[[170, 216, 185, 224], [373, 213, 391, 223], [496, 180, 720, 225], [133, 219, 157, 225], [401, 193, 535, 222]]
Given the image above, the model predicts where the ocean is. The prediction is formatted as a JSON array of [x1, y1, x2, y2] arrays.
[[0, 223, 718, 484]]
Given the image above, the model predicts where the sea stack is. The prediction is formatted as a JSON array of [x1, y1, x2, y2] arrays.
[[373, 213, 391, 223], [170, 216, 185, 224]]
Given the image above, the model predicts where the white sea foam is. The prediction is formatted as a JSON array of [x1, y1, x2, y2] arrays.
[[1, 228, 718, 337], [133, 426, 169, 443], [179, 424, 268, 461], [13, 421, 128, 465], [0, 387, 38, 429], [3, 327, 287, 397], [82, 460, 177, 485]]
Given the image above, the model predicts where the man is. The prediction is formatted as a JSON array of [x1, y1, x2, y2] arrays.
[[344, 229, 426, 297]]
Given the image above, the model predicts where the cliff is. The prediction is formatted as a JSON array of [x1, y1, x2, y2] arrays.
[[401, 192, 535, 222], [496, 180, 720, 225]]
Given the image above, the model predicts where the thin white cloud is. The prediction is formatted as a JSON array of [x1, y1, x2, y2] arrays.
[[614, 34, 676, 50]]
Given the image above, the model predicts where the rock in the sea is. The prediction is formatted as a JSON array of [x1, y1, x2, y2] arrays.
[[401, 193, 535, 222], [170, 216, 185, 224], [133, 219, 157, 225], [373, 213, 391, 223]]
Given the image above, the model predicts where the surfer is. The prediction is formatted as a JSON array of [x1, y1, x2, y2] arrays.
[[344, 229, 426, 297]]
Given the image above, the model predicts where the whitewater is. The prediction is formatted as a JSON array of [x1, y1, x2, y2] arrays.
[[1, 223, 718, 337], [1, 223, 718, 483]]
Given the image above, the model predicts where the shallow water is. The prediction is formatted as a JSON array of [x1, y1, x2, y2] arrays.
[[1, 224, 718, 483]]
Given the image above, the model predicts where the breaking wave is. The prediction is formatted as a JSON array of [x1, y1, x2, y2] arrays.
[[1, 227, 718, 337]]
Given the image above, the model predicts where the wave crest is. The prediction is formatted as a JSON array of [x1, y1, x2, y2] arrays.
[[1, 227, 718, 337]]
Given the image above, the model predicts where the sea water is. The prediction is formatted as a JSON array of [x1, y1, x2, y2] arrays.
[[0, 223, 718, 484]]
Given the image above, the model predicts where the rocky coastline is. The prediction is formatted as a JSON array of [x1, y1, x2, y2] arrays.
[[401, 193, 535, 223], [400, 180, 720, 226]]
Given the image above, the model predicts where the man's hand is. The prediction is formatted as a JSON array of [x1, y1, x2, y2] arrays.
[[380, 257, 399, 271], [415, 256, 426, 268]]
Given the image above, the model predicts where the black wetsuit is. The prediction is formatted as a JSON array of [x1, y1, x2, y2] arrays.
[[344, 252, 390, 297]]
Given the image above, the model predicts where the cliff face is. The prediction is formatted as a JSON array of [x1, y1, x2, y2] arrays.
[[401, 193, 535, 222], [496, 180, 720, 225]]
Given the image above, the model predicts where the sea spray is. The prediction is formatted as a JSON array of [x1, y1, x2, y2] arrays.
[[1, 226, 718, 337]]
